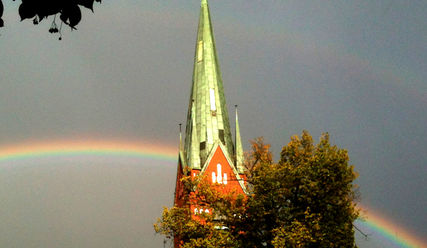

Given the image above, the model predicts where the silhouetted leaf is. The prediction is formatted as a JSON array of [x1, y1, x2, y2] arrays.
[[77, 0, 95, 11], [1, 0, 101, 34], [19, 2, 37, 21], [60, 4, 81, 28], [68, 5, 82, 28], [0, 0, 3, 27]]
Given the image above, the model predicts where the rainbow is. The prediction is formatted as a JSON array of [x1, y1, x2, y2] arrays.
[[356, 205, 427, 248], [0, 140, 177, 163], [0, 141, 425, 247]]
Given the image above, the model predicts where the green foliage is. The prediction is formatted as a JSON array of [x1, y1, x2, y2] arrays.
[[272, 208, 320, 248], [155, 131, 359, 248], [245, 131, 359, 248], [154, 176, 243, 248]]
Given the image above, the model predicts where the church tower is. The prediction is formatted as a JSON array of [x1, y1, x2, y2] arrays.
[[174, 0, 246, 216]]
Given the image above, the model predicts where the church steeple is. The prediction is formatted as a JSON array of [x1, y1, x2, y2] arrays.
[[184, 0, 234, 169], [235, 106, 244, 174], [189, 101, 201, 169], [174, 4, 247, 245]]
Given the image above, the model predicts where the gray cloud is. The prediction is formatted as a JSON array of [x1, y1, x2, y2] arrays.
[[0, 1, 426, 247]]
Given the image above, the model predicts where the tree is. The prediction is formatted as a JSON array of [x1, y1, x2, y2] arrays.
[[155, 131, 359, 248], [0, 0, 101, 37], [244, 132, 359, 248]]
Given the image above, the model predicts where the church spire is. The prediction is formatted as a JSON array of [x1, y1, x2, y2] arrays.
[[184, 0, 234, 169], [174, 4, 248, 239], [179, 123, 183, 152], [235, 106, 244, 174], [189, 101, 201, 169]]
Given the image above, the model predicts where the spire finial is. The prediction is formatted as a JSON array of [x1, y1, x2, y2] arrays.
[[189, 101, 200, 169], [235, 105, 244, 174], [179, 123, 183, 151]]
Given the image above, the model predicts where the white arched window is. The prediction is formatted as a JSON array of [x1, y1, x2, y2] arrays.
[[223, 173, 227, 184], [212, 172, 216, 183]]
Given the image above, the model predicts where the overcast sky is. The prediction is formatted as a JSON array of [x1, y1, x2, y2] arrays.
[[0, 1, 426, 247]]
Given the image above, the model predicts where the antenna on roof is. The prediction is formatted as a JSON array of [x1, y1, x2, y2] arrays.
[[179, 123, 183, 151], [234, 105, 238, 164]]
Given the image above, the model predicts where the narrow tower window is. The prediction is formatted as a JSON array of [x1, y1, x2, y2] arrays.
[[212, 172, 216, 183], [217, 164, 222, 183], [210, 88, 216, 111], [197, 41, 203, 62]]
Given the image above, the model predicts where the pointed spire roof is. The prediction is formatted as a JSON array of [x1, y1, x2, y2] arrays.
[[235, 106, 244, 174], [179, 123, 183, 152], [184, 0, 234, 169], [189, 102, 201, 169]]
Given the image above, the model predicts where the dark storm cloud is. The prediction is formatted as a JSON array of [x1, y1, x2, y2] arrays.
[[0, 157, 176, 247], [0, 1, 426, 247]]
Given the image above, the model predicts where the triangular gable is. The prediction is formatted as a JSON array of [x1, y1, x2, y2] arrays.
[[200, 141, 247, 194]]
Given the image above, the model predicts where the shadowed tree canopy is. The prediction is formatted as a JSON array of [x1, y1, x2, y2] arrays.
[[0, 0, 101, 35]]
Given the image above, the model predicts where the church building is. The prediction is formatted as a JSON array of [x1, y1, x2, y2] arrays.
[[174, 0, 247, 229]]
